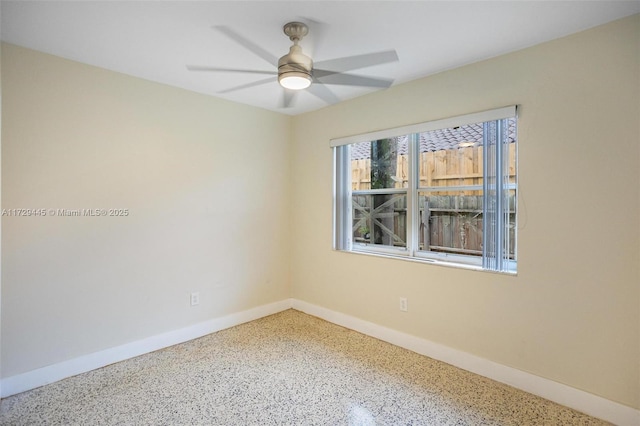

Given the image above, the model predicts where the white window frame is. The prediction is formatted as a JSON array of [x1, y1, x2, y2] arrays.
[[332, 106, 517, 274]]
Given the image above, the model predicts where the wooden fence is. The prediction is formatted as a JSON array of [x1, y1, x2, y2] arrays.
[[351, 144, 516, 257], [351, 144, 516, 192]]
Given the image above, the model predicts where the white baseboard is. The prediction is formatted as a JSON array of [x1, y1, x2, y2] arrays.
[[1, 299, 293, 398], [291, 299, 639, 426]]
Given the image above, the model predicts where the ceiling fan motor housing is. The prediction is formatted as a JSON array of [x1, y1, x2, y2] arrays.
[[278, 45, 313, 77]]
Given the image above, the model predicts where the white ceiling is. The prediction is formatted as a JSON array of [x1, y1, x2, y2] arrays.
[[2, 1, 639, 115]]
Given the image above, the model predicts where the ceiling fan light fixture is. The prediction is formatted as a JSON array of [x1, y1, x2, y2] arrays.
[[278, 32, 313, 91], [279, 72, 312, 90]]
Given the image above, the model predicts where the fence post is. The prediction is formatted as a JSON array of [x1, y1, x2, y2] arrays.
[[422, 197, 430, 251]]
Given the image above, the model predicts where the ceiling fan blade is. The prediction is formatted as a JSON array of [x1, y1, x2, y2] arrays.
[[187, 65, 277, 75], [314, 71, 393, 88], [280, 90, 298, 108], [218, 76, 275, 94], [307, 84, 340, 105], [214, 26, 278, 67], [314, 50, 398, 73]]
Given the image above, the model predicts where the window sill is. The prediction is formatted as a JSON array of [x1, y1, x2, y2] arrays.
[[338, 248, 518, 276]]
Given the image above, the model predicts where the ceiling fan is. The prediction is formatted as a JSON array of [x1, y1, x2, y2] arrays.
[[187, 21, 399, 108]]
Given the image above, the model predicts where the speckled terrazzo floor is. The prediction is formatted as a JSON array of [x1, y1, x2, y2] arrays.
[[0, 309, 609, 425]]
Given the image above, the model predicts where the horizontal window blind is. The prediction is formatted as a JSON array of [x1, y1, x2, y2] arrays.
[[330, 106, 516, 148]]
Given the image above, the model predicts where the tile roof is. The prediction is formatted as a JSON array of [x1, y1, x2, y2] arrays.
[[350, 120, 516, 160]]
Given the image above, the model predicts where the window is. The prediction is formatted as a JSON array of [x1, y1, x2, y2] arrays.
[[333, 107, 517, 273]]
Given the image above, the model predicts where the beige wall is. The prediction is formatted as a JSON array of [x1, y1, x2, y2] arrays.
[[290, 15, 640, 408], [1, 43, 292, 377]]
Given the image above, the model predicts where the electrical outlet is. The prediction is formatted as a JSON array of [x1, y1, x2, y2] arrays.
[[190, 292, 200, 306], [399, 297, 408, 312]]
